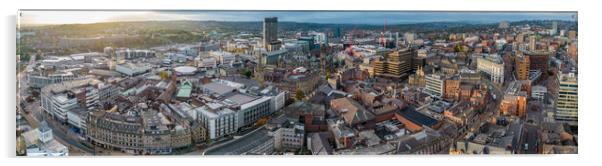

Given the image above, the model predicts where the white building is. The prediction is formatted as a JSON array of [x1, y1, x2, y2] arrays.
[[196, 103, 238, 140], [425, 74, 444, 98], [66, 108, 88, 132], [174, 66, 198, 76], [41, 78, 108, 122], [262, 49, 289, 65], [404, 32, 415, 45], [231, 95, 272, 128], [476, 54, 505, 84], [116, 63, 151, 76], [555, 73, 578, 123], [20, 121, 69, 156], [272, 120, 305, 151], [195, 57, 217, 69], [311, 32, 328, 44], [532, 85, 547, 101], [27, 69, 86, 89], [40, 56, 77, 68], [115, 49, 155, 61], [97, 82, 119, 106], [209, 51, 236, 67], [266, 90, 286, 113], [198, 79, 276, 137]]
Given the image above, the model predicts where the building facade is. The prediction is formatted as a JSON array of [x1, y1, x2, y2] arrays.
[[373, 49, 413, 80], [196, 105, 238, 140], [41, 78, 105, 122], [476, 54, 505, 84], [516, 55, 530, 81], [425, 74, 445, 98], [555, 73, 578, 123], [263, 17, 278, 48]]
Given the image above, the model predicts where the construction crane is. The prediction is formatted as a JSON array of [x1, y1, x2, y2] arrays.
[[379, 18, 387, 47]]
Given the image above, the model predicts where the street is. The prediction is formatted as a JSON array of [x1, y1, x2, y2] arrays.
[[202, 127, 269, 155]]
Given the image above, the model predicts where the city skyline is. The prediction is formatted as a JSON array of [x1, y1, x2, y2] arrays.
[[19, 10, 576, 26], [16, 10, 578, 156]]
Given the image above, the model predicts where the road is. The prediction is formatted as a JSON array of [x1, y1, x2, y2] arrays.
[[452, 77, 505, 144], [20, 102, 95, 154], [188, 111, 286, 155], [17, 54, 95, 155], [203, 127, 269, 155], [17, 53, 35, 102]]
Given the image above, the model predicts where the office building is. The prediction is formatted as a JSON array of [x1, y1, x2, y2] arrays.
[[373, 49, 413, 80], [116, 63, 151, 76], [27, 69, 86, 89], [516, 55, 530, 80], [195, 103, 236, 140], [551, 21, 558, 36], [555, 73, 578, 123], [525, 51, 550, 78], [41, 78, 105, 122], [270, 119, 305, 151], [425, 74, 445, 98], [529, 35, 537, 51], [476, 54, 505, 84], [263, 17, 278, 49]]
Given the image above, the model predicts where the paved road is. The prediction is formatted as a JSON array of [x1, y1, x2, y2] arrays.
[[203, 127, 269, 155], [19, 92, 95, 154], [21, 105, 95, 154], [45, 116, 95, 154]]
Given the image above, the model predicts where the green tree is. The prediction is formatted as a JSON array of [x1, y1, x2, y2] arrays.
[[159, 71, 169, 80], [295, 89, 305, 101], [454, 44, 465, 53], [20, 54, 30, 62], [242, 69, 252, 79]]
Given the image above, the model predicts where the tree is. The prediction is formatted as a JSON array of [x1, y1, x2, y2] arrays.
[[20, 54, 31, 62], [454, 44, 465, 53], [159, 71, 169, 80], [477, 109, 485, 114], [35, 53, 42, 61], [242, 69, 252, 79], [295, 89, 305, 101], [255, 116, 269, 127]]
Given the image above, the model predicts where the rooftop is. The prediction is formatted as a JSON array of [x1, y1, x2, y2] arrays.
[[201, 82, 236, 96], [224, 93, 257, 105], [42, 78, 102, 94], [396, 107, 439, 127]]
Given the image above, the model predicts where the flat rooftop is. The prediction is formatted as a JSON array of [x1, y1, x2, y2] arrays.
[[397, 107, 439, 127], [201, 82, 235, 96], [225, 93, 257, 105]]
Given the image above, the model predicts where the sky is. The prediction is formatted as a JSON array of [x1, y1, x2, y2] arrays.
[[19, 10, 577, 26]]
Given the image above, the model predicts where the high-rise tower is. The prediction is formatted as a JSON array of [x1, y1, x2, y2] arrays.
[[263, 17, 278, 49]]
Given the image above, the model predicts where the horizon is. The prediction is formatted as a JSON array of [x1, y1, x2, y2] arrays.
[[19, 11, 577, 26]]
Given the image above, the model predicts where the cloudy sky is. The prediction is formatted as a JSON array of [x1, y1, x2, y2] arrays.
[[19, 10, 577, 25]]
